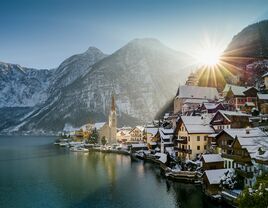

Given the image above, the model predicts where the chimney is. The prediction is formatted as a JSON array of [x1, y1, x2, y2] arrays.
[[246, 127, 250, 134]]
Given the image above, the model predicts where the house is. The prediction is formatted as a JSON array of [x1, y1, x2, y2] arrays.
[[158, 127, 174, 153], [203, 169, 234, 196], [210, 110, 250, 132], [129, 126, 145, 143], [174, 85, 219, 114], [74, 129, 84, 141], [175, 116, 215, 160], [201, 154, 224, 170], [199, 102, 225, 114], [214, 127, 267, 169], [116, 127, 132, 143], [145, 127, 159, 148], [226, 133, 268, 187], [257, 93, 268, 114], [262, 72, 268, 90], [223, 84, 258, 112], [181, 98, 208, 114]]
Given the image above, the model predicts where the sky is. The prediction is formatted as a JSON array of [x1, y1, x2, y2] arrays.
[[1, 0, 268, 69]]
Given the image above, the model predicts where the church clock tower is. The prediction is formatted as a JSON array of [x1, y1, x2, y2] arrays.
[[108, 94, 117, 144]]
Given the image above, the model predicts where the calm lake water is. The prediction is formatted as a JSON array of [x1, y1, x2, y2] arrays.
[[0, 136, 223, 208]]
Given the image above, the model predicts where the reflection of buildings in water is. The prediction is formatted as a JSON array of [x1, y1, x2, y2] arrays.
[[100, 153, 117, 187], [136, 164, 145, 178]]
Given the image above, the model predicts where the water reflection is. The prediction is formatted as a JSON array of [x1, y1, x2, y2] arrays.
[[0, 136, 222, 208]]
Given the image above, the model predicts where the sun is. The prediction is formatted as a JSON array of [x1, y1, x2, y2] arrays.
[[199, 48, 221, 66], [190, 36, 225, 68], [197, 47, 222, 67]]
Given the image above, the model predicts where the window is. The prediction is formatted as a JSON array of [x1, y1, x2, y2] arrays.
[[204, 145, 207, 150], [197, 146, 200, 150], [188, 136, 190, 142], [188, 145, 190, 150], [197, 136, 200, 141], [204, 136, 207, 141]]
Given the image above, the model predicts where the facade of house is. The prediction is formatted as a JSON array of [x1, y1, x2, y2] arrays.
[[257, 93, 268, 114], [225, 134, 268, 187], [129, 126, 145, 142], [200, 102, 225, 114], [158, 127, 174, 153], [214, 127, 267, 170], [176, 116, 215, 160], [223, 84, 258, 112], [116, 127, 132, 143], [145, 127, 159, 148], [210, 110, 250, 133], [263, 72, 268, 90], [174, 85, 219, 114]]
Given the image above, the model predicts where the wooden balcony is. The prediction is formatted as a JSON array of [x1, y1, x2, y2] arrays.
[[222, 153, 252, 164], [177, 136, 188, 144], [177, 147, 192, 154]]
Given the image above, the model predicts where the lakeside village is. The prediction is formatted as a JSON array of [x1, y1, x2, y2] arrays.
[[55, 66, 268, 207]]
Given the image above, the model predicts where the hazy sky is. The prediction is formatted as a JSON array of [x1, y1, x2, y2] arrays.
[[1, 0, 268, 68]]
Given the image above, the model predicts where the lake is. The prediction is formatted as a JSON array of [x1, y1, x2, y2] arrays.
[[0, 136, 223, 208]]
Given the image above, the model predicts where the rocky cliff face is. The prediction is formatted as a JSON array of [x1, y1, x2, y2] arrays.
[[0, 38, 191, 134]]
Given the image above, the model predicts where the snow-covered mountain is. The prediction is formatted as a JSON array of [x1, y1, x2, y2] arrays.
[[0, 62, 53, 107], [0, 38, 191, 134]]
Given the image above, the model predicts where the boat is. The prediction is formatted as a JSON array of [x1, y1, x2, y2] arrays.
[[70, 147, 89, 152], [59, 142, 69, 147], [69, 141, 84, 147]]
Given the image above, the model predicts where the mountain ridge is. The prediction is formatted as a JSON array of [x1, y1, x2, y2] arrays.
[[0, 38, 191, 134]]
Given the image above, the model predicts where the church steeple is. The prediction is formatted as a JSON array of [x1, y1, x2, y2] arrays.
[[111, 94, 116, 112], [108, 93, 117, 144]]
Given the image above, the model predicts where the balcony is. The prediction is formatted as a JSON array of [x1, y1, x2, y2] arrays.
[[177, 147, 192, 154], [222, 153, 252, 163], [177, 136, 188, 144]]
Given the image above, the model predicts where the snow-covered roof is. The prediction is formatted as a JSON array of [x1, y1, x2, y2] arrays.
[[245, 102, 255, 107], [213, 110, 250, 122], [131, 143, 147, 148], [180, 116, 215, 134], [202, 154, 224, 163], [223, 84, 247, 96], [184, 98, 208, 104], [155, 153, 167, 163], [159, 128, 174, 134], [136, 125, 145, 132], [177, 85, 219, 100], [223, 84, 257, 97], [202, 102, 223, 110], [94, 122, 106, 130], [205, 169, 234, 185], [223, 127, 266, 139], [208, 133, 218, 138], [146, 127, 158, 136], [258, 93, 268, 100], [253, 150, 268, 162], [262, 72, 268, 78], [159, 130, 172, 140]]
